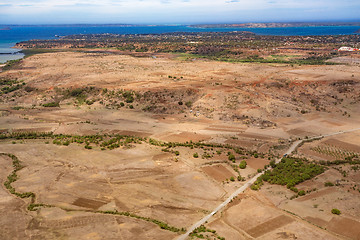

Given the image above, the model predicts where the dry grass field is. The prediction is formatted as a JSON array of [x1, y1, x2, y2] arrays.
[[0, 50, 360, 239]]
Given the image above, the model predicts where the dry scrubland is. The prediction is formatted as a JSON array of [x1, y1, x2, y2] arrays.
[[0, 50, 360, 239]]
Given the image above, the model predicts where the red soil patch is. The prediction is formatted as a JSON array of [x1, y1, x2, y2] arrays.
[[304, 216, 328, 228], [246, 157, 269, 170], [72, 197, 108, 209], [295, 187, 336, 202], [152, 152, 173, 161], [237, 132, 274, 140], [205, 125, 245, 132], [321, 120, 343, 127], [287, 128, 314, 137], [327, 217, 360, 240], [163, 132, 210, 142], [201, 164, 234, 182], [246, 215, 294, 238]]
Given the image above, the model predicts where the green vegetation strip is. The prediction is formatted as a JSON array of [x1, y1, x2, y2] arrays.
[[251, 157, 325, 195], [190, 225, 225, 240], [0, 153, 45, 210], [0, 150, 185, 233], [0, 132, 266, 159], [97, 210, 185, 233]]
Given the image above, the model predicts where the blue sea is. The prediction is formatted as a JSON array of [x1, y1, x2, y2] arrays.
[[0, 24, 359, 63]]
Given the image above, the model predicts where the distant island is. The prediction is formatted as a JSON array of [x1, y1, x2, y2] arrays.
[[190, 22, 360, 28]]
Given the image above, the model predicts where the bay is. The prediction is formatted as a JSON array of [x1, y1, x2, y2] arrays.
[[0, 25, 359, 63]]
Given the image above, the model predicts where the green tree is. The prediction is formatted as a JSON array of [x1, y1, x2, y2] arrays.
[[331, 208, 341, 215], [239, 160, 247, 169], [228, 154, 235, 161]]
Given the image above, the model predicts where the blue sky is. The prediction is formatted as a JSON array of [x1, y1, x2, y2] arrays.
[[0, 0, 359, 24]]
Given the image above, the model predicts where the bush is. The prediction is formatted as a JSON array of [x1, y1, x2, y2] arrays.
[[193, 153, 199, 158], [42, 102, 60, 107], [298, 190, 306, 196], [85, 145, 92, 150], [324, 182, 334, 187], [185, 101, 192, 108], [270, 160, 276, 168], [174, 151, 180, 156], [239, 160, 247, 169], [228, 154, 235, 161], [230, 176, 235, 182], [70, 88, 84, 97], [331, 208, 341, 215]]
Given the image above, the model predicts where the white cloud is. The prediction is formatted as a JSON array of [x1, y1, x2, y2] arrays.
[[0, 0, 359, 24]]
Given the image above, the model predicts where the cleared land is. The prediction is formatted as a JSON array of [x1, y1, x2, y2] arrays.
[[0, 44, 360, 239]]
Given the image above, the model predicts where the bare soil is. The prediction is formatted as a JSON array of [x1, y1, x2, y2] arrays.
[[1, 50, 360, 239]]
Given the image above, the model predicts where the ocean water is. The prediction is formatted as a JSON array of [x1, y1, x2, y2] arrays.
[[0, 25, 359, 63]]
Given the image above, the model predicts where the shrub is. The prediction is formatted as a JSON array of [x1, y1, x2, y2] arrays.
[[270, 160, 276, 168], [174, 151, 180, 156], [43, 102, 60, 107], [70, 88, 84, 97], [324, 182, 334, 187], [228, 154, 235, 161], [230, 176, 235, 182], [298, 190, 306, 196], [239, 160, 247, 169], [331, 208, 341, 215], [185, 101, 192, 108], [193, 153, 199, 158]]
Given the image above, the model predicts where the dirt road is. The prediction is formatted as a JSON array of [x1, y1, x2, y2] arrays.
[[176, 127, 360, 240]]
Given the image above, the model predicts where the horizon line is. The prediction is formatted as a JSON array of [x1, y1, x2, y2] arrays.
[[2, 20, 360, 26]]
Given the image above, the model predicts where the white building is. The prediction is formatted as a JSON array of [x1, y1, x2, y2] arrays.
[[338, 46, 359, 52]]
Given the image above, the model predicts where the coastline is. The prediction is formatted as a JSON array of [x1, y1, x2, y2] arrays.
[[1, 24, 359, 64]]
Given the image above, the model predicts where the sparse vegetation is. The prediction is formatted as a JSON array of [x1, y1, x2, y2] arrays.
[[0, 78, 25, 95], [0, 152, 186, 234]]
